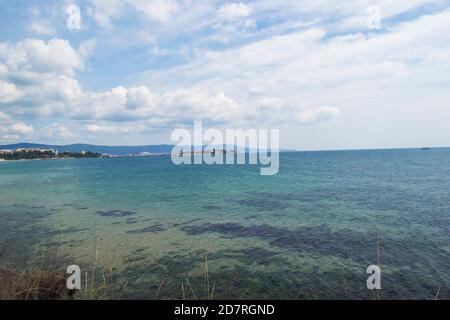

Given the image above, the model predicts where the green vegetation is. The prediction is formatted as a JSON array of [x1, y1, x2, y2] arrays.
[[0, 149, 101, 161], [58, 151, 101, 159], [0, 150, 56, 160]]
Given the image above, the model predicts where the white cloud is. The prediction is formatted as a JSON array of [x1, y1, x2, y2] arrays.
[[0, 38, 85, 76], [70, 86, 246, 125], [0, 111, 11, 121], [8, 122, 34, 135], [127, 0, 179, 23], [0, 119, 34, 143], [0, 38, 85, 114], [295, 107, 341, 125], [86, 122, 150, 135], [89, 0, 180, 27], [0, 80, 19, 103], [138, 10, 450, 130], [78, 39, 97, 59], [2, 2, 450, 147], [89, 0, 124, 29], [40, 123, 74, 139], [218, 2, 252, 21], [27, 20, 56, 36], [8, 10, 450, 138]]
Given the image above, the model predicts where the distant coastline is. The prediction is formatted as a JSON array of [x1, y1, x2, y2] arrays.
[[0, 148, 102, 161]]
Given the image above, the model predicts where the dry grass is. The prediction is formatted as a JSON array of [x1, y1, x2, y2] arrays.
[[178, 246, 217, 300], [0, 239, 74, 299], [77, 240, 129, 300], [0, 267, 75, 300], [374, 226, 381, 300], [0, 239, 128, 300]]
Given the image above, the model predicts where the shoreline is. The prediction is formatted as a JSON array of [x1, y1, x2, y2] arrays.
[[0, 157, 83, 163]]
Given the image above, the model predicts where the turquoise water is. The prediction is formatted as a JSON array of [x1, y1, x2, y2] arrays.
[[0, 149, 449, 299]]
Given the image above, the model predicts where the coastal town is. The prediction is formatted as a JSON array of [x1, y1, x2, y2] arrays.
[[0, 148, 101, 161], [0, 147, 236, 161]]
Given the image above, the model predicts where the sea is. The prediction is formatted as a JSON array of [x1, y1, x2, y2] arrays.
[[0, 149, 449, 299]]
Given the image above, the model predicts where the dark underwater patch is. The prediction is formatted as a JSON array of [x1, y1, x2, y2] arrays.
[[209, 247, 281, 266], [48, 226, 88, 236], [180, 218, 203, 225], [180, 222, 427, 265], [61, 203, 89, 210], [125, 255, 147, 264], [251, 192, 303, 201], [126, 224, 166, 234], [114, 249, 365, 300], [237, 198, 292, 211], [0, 206, 66, 265], [96, 210, 137, 217], [126, 218, 138, 224]]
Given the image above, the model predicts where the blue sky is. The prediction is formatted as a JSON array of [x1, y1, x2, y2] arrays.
[[0, 0, 450, 149]]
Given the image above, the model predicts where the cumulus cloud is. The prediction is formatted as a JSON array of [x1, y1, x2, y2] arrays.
[[0, 38, 85, 76], [9, 122, 34, 135], [2, 1, 450, 146], [70, 86, 246, 125], [0, 38, 86, 116], [0, 80, 19, 103], [0, 120, 34, 143], [138, 10, 450, 131], [12, 9, 450, 141], [0, 35, 252, 128]]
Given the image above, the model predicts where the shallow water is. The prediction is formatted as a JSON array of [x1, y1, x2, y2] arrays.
[[0, 149, 449, 299]]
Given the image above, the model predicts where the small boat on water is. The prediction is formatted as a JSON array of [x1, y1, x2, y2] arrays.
[[421, 147, 431, 150]]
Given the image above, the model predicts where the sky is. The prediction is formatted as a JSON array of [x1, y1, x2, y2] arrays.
[[0, 0, 450, 150]]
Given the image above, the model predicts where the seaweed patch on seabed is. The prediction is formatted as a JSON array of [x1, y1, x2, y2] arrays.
[[181, 223, 373, 261], [126, 224, 166, 234], [251, 192, 304, 201], [237, 198, 292, 211], [0, 207, 66, 265], [180, 218, 203, 225], [116, 249, 327, 300], [48, 226, 88, 236], [61, 203, 89, 210], [96, 210, 137, 217], [209, 247, 282, 266], [126, 218, 138, 224], [181, 223, 429, 266]]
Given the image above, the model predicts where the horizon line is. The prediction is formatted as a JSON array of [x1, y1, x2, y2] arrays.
[[1, 142, 448, 153]]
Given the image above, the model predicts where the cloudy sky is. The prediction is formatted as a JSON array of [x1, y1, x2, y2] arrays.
[[0, 0, 449, 150]]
